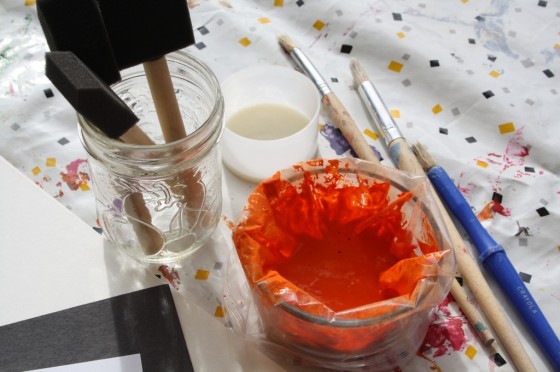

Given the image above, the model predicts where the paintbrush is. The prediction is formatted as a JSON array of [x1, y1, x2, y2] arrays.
[[413, 142, 560, 371], [350, 58, 537, 371], [350, 57, 497, 343], [277, 34, 380, 165]]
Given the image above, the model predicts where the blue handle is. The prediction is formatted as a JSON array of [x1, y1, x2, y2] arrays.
[[484, 251, 560, 370], [428, 166, 560, 370]]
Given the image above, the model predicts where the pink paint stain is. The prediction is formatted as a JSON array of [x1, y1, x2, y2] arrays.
[[487, 127, 531, 192], [60, 159, 89, 191], [420, 296, 468, 358], [491, 200, 511, 217], [158, 265, 181, 290]]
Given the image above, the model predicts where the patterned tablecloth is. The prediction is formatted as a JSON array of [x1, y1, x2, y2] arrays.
[[1, 1, 558, 371]]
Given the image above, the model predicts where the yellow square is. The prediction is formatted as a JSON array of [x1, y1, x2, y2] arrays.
[[465, 345, 477, 360], [46, 158, 56, 167], [274, 0, 283, 6], [476, 160, 489, 168], [390, 109, 401, 118], [239, 37, 251, 47], [214, 305, 225, 318], [499, 122, 515, 134], [25, 0, 36, 5], [195, 269, 210, 280], [32, 166, 41, 176], [396, 32, 406, 39], [79, 183, 90, 191], [490, 70, 500, 78], [364, 128, 379, 140], [313, 20, 325, 31], [432, 104, 443, 114], [555, 43, 560, 50], [258, 17, 270, 24], [388, 60, 403, 73]]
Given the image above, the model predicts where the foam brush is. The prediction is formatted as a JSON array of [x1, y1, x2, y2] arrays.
[[413, 142, 560, 371]]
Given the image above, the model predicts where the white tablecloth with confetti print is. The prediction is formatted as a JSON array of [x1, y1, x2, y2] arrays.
[[1, 1, 559, 371]]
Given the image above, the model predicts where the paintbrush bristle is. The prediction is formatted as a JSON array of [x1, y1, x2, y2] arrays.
[[350, 58, 369, 85], [277, 34, 297, 53], [411, 142, 438, 172]]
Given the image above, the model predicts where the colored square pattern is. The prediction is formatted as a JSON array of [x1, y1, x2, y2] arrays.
[[195, 269, 210, 280], [340, 44, 353, 54], [536, 207, 550, 217], [363, 128, 379, 140], [313, 20, 325, 30], [465, 345, 477, 360], [519, 272, 532, 283], [499, 122, 515, 134], [388, 60, 403, 72], [239, 37, 251, 47]]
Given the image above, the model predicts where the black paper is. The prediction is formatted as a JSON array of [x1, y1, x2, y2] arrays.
[[0, 285, 193, 372]]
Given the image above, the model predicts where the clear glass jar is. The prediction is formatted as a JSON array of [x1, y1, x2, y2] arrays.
[[79, 51, 224, 263]]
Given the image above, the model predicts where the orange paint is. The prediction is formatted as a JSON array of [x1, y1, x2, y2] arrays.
[[234, 159, 442, 312]]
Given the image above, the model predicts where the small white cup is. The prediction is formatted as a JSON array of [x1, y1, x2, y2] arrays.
[[220, 65, 321, 183]]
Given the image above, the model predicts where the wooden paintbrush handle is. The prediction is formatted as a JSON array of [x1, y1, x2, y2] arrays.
[[390, 140, 535, 370], [450, 279, 495, 346], [322, 93, 380, 165], [144, 56, 187, 142]]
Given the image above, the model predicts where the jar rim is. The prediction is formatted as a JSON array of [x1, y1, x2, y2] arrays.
[[78, 50, 224, 156]]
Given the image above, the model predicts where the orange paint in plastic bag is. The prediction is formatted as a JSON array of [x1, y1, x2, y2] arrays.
[[231, 158, 454, 369]]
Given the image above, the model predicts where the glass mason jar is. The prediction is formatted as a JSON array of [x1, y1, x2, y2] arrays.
[[79, 51, 224, 263]]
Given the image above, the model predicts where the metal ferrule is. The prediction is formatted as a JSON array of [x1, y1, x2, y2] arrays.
[[291, 48, 332, 97], [357, 81, 403, 144]]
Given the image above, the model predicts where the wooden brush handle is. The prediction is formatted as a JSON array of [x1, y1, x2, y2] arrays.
[[322, 93, 380, 165], [392, 140, 535, 371], [144, 56, 187, 142], [450, 279, 495, 346]]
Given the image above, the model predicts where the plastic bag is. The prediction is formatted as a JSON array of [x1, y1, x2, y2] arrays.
[[224, 158, 455, 371]]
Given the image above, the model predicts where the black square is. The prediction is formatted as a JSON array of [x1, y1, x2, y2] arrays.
[[455, 276, 464, 286], [538, 0, 547, 7], [519, 272, 532, 283], [492, 192, 503, 204], [197, 26, 209, 35], [430, 60, 440, 67], [439, 128, 448, 135], [340, 44, 353, 54], [491, 353, 507, 367], [195, 42, 206, 50], [57, 137, 70, 145], [331, 77, 339, 83], [465, 136, 477, 143], [296, 0, 304, 6], [536, 207, 550, 216], [525, 166, 535, 173], [393, 13, 402, 21], [468, 38, 476, 44], [543, 69, 554, 78], [92, 226, 102, 234], [475, 16, 485, 21], [483, 90, 495, 98], [43, 88, 54, 98], [488, 55, 497, 62]]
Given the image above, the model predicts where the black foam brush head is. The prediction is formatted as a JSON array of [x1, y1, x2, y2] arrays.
[[45, 51, 138, 139]]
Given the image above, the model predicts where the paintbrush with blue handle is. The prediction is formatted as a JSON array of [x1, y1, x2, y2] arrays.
[[412, 142, 560, 370]]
